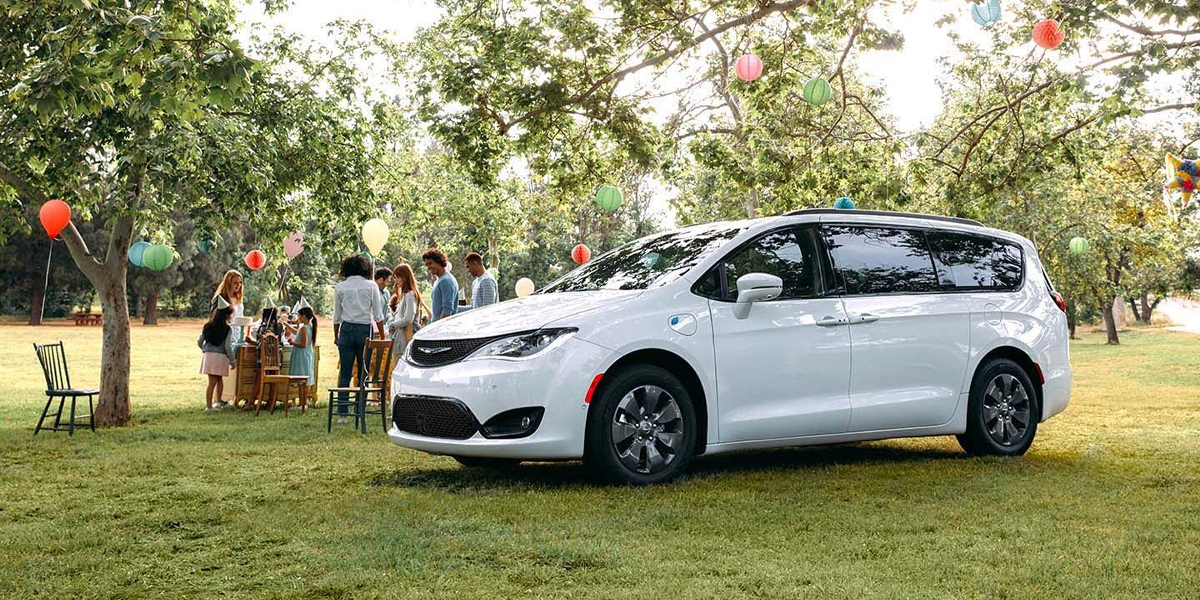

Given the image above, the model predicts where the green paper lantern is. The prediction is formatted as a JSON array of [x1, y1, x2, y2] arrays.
[[143, 244, 174, 271], [1068, 236, 1089, 255], [803, 77, 832, 106], [128, 240, 151, 267], [833, 197, 856, 210], [595, 185, 623, 212]]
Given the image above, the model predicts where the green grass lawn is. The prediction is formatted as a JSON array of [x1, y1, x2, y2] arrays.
[[1, 321, 1197, 599]]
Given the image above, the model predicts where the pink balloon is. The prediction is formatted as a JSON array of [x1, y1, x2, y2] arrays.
[[735, 54, 763, 83], [283, 231, 305, 260]]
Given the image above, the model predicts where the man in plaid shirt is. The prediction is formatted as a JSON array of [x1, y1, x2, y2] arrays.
[[460, 252, 499, 311]]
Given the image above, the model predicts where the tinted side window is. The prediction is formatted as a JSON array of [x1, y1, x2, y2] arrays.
[[722, 228, 818, 300], [824, 226, 938, 295], [929, 232, 1023, 291]]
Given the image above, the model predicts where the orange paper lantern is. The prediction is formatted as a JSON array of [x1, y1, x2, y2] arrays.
[[1032, 19, 1064, 49], [38, 199, 71, 239], [245, 249, 266, 271], [571, 244, 591, 265]]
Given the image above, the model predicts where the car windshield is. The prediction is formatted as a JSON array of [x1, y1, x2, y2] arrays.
[[542, 224, 746, 292]]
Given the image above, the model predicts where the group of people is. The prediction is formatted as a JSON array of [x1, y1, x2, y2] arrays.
[[195, 249, 500, 419]]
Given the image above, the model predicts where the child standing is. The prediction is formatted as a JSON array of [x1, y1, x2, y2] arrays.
[[287, 307, 317, 387], [198, 304, 236, 413]]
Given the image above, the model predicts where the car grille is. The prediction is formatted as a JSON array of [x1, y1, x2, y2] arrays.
[[393, 395, 479, 439], [408, 336, 503, 367]]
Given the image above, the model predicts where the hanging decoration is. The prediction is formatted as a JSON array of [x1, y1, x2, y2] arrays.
[[970, 0, 1002, 27], [197, 238, 216, 254], [284, 231, 305, 260], [245, 249, 267, 271], [595, 185, 624, 212], [143, 244, 174, 271], [735, 54, 764, 83], [38, 200, 72, 239], [549, 264, 562, 275], [571, 244, 591, 265], [1032, 19, 1065, 49], [803, 77, 832, 106], [833, 197, 856, 210], [1068, 237, 1090, 255], [1164, 153, 1197, 209], [128, 240, 151, 267], [515, 277, 535, 298], [361, 218, 389, 255]]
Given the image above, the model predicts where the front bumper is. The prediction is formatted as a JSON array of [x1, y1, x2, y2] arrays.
[[387, 336, 609, 460]]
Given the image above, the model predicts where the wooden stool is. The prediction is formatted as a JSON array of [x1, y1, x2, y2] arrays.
[[254, 334, 310, 415]]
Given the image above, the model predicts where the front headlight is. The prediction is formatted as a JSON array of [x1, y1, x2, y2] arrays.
[[466, 328, 577, 360]]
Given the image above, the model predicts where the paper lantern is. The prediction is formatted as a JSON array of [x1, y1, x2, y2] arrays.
[[284, 231, 305, 260], [245, 249, 267, 271], [1033, 19, 1064, 50], [595, 185, 623, 212], [361, 218, 389, 255], [1165, 153, 1198, 208], [1068, 237, 1090, 255], [803, 77, 831, 106], [38, 200, 71, 239], [515, 277, 535, 298], [128, 241, 151, 267], [571, 244, 591, 265], [833, 197, 856, 210], [970, 0, 1002, 27], [197, 239, 216, 254], [735, 54, 763, 83], [143, 244, 174, 271]]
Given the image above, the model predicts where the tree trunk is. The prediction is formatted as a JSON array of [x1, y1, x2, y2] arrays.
[[29, 286, 44, 326], [1101, 298, 1120, 345], [142, 292, 159, 325], [1127, 297, 1141, 323], [1066, 300, 1077, 340], [1140, 293, 1153, 324], [746, 187, 759, 219]]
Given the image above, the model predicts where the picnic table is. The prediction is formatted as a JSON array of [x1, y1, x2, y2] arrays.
[[71, 312, 103, 326]]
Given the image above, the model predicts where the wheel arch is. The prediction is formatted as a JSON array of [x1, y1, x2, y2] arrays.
[[591, 348, 709, 456], [974, 345, 1044, 421]]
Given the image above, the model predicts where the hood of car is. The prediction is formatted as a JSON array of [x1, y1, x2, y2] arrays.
[[415, 290, 641, 340]]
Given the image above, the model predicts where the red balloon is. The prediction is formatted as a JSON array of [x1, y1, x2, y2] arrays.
[[571, 244, 591, 265], [245, 249, 267, 271], [38, 199, 71, 239], [1032, 19, 1064, 50]]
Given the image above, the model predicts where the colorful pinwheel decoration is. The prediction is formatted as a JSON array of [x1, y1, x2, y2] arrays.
[[1165, 153, 1198, 210]]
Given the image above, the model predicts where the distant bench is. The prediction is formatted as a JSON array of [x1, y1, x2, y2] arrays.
[[71, 312, 103, 326]]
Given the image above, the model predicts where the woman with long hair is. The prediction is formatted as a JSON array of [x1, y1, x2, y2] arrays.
[[386, 263, 428, 369], [210, 269, 245, 317]]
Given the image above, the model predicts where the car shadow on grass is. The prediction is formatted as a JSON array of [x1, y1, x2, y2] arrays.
[[369, 442, 971, 492]]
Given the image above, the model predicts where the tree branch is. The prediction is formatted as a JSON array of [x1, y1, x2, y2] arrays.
[[0, 162, 48, 207]]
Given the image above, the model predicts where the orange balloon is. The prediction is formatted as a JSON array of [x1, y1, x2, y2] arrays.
[[39, 199, 71, 239], [245, 249, 267, 271], [571, 244, 591, 265]]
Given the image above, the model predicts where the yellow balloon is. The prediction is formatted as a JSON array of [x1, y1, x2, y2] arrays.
[[515, 277, 535, 298], [361, 218, 389, 255]]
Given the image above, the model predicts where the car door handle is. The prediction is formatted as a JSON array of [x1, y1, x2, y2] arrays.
[[816, 316, 849, 327], [852, 313, 880, 324]]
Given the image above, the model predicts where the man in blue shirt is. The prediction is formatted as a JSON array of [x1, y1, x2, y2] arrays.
[[422, 248, 459, 322]]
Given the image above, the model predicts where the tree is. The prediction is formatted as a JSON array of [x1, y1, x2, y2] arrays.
[[0, 0, 400, 425]]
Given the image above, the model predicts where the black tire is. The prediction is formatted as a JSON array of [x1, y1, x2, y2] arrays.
[[584, 364, 697, 485], [957, 358, 1039, 456], [452, 456, 521, 469]]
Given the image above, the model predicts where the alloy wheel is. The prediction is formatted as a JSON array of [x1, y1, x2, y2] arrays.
[[982, 373, 1031, 446], [610, 385, 684, 475]]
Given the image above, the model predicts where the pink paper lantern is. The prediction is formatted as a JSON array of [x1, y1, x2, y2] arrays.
[[735, 54, 763, 83]]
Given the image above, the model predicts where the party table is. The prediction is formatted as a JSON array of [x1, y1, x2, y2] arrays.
[[222, 343, 320, 408]]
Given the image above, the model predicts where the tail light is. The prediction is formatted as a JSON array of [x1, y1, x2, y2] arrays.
[[1051, 291, 1067, 314]]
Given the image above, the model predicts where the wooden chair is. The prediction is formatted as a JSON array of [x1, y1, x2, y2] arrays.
[[253, 334, 309, 416], [32, 342, 97, 435], [327, 338, 393, 433]]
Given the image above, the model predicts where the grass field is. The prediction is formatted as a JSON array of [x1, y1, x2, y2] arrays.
[[1, 320, 1198, 599]]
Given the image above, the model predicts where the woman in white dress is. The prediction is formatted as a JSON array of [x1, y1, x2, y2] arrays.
[[385, 264, 427, 371]]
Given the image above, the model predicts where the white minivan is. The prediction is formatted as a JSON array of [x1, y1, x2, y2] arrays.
[[388, 209, 1072, 484]]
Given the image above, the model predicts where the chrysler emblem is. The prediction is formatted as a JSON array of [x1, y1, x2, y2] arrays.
[[419, 346, 452, 355]]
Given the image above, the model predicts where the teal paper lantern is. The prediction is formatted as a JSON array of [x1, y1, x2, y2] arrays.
[[970, 0, 1002, 27], [143, 244, 174, 271], [128, 241, 151, 267], [833, 197, 856, 210], [803, 77, 832, 106], [1068, 236, 1089, 255], [197, 238, 216, 254], [595, 185, 624, 212]]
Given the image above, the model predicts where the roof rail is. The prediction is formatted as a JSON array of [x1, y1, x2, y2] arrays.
[[782, 208, 984, 228]]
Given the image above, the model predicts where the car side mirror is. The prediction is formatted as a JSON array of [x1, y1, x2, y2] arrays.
[[733, 273, 783, 318]]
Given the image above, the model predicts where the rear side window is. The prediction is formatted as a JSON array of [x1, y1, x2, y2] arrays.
[[823, 226, 938, 295], [928, 232, 1024, 291]]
